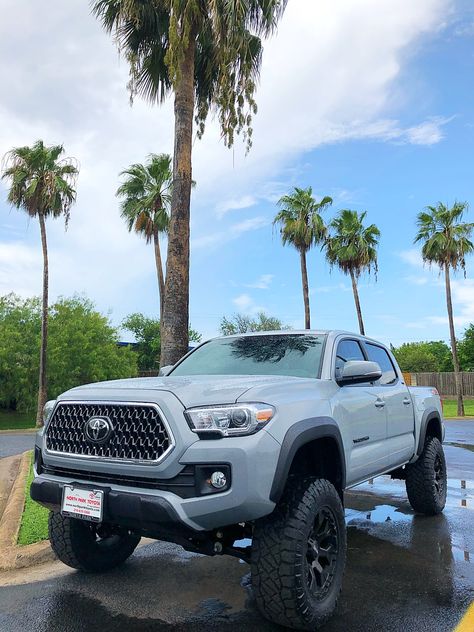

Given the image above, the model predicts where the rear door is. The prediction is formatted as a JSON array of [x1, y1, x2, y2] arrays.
[[332, 337, 388, 485], [363, 342, 415, 467]]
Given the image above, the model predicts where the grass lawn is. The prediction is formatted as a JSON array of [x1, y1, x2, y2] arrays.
[[442, 398, 474, 418], [0, 410, 35, 431], [17, 451, 49, 546]]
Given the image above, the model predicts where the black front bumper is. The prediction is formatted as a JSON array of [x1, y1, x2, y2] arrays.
[[31, 477, 184, 533]]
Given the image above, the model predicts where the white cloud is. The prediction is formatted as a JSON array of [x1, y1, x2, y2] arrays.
[[244, 274, 274, 289], [399, 249, 425, 267], [192, 216, 270, 250], [404, 117, 451, 145], [231, 293, 265, 315], [215, 195, 257, 219]]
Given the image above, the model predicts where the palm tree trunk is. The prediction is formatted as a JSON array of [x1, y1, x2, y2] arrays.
[[153, 228, 165, 319], [36, 213, 49, 427], [160, 35, 196, 367], [350, 269, 365, 335], [300, 250, 311, 329], [444, 265, 464, 416]]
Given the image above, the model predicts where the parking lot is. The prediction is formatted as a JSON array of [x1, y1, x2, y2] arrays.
[[0, 420, 472, 631]]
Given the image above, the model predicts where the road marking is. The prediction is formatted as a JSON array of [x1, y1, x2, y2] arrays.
[[455, 602, 474, 631]]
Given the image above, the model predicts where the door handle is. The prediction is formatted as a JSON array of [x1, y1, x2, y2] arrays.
[[374, 399, 385, 408], [403, 398, 411, 406]]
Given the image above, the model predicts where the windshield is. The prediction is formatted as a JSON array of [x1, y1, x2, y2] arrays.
[[170, 334, 326, 379]]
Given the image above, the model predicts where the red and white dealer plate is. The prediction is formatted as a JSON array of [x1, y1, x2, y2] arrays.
[[61, 485, 104, 523]]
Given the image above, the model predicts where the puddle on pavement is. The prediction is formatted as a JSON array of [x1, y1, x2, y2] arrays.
[[446, 441, 474, 453], [346, 503, 412, 524]]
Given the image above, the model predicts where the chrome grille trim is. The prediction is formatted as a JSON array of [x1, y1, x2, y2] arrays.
[[44, 401, 175, 465]]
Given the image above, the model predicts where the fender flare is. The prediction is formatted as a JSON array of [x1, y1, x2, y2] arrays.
[[269, 417, 346, 503], [417, 409, 443, 455]]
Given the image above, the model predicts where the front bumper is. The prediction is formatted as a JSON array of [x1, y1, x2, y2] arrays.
[[33, 428, 281, 532]]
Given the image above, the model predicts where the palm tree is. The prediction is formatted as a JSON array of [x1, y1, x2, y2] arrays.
[[325, 209, 380, 336], [2, 141, 78, 426], [92, 0, 287, 367], [117, 154, 171, 317], [274, 187, 332, 328], [415, 202, 474, 417]]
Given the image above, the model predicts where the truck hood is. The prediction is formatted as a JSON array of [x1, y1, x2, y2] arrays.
[[62, 374, 310, 408]]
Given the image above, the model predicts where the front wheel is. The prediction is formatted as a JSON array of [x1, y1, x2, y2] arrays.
[[49, 511, 141, 572], [405, 436, 447, 515], [251, 478, 346, 630]]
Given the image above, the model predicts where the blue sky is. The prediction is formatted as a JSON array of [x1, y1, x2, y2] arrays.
[[1, 0, 474, 346]]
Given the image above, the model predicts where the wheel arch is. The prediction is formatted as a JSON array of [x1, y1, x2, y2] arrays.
[[417, 409, 443, 456], [269, 417, 346, 503]]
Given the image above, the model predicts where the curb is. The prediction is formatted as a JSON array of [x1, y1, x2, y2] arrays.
[[0, 451, 54, 570]]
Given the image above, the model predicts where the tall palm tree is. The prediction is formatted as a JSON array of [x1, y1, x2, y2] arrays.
[[274, 187, 332, 329], [325, 209, 380, 336], [2, 141, 78, 426], [92, 0, 287, 367], [117, 154, 171, 317], [415, 202, 474, 417]]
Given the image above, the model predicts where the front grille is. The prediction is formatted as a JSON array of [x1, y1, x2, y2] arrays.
[[45, 402, 173, 463]]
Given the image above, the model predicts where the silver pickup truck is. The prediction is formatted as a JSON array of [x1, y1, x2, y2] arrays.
[[32, 330, 446, 630]]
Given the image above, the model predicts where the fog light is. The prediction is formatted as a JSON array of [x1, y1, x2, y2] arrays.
[[210, 471, 227, 489]]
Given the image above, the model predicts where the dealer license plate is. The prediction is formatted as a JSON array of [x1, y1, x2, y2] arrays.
[[61, 485, 104, 523]]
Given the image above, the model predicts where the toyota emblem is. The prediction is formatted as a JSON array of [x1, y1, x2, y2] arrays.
[[84, 416, 113, 443]]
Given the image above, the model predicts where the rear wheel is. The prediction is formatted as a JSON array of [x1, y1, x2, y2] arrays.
[[251, 478, 346, 630], [405, 436, 447, 515], [49, 511, 141, 572]]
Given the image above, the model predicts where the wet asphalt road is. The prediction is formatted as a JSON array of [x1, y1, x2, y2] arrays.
[[0, 421, 473, 631], [0, 433, 35, 458]]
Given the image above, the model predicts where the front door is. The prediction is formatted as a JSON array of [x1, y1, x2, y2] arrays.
[[331, 338, 388, 485], [363, 341, 415, 467]]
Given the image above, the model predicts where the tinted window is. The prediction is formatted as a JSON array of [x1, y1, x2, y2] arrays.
[[171, 334, 326, 379], [365, 343, 397, 385], [335, 339, 365, 380]]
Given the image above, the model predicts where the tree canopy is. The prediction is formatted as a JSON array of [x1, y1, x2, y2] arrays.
[[122, 312, 201, 370], [92, 0, 287, 150], [0, 294, 137, 412], [392, 341, 453, 373], [415, 202, 474, 272], [219, 312, 286, 336]]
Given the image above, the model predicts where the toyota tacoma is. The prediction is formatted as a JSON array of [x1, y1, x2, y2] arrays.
[[31, 330, 446, 630]]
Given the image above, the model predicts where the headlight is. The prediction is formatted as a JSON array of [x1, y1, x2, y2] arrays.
[[184, 403, 275, 437], [43, 400, 56, 426]]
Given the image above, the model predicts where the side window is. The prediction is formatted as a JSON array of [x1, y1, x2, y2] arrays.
[[365, 343, 397, 385], [335, 339, 365, 380]]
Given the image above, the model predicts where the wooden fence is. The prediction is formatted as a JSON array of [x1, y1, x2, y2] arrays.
[[409, 372, 474, 397]]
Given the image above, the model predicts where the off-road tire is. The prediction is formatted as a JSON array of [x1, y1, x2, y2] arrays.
[[48, 511, 141, 572], [405, 436, 447, 515], [251, 478, 346, 630]]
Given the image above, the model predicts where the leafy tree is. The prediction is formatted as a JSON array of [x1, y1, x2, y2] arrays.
[[0, 294, 137, 413], [117, 154, 171, 317], [325, 209, 380, 336], [219, 312, 286, 336], [0, 294, 41, 412], [415, 202, 474, 415], [274, 187, 332, 328], [458, 325, 474, 371], [2, 141, 78, 425], [393, 346, 438, 373], [92, 0, 287, 368], [122, 312, 201, 371]]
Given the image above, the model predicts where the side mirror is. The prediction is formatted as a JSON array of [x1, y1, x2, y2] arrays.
[[158, 365, 174, 377], [338, 360, 382, 386]]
